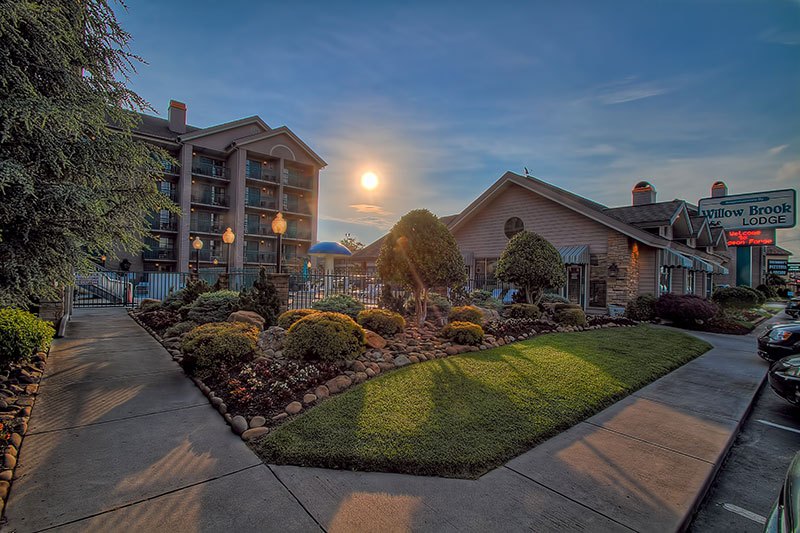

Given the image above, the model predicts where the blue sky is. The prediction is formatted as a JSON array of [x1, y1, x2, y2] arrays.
[[119, 1, 800, 255]]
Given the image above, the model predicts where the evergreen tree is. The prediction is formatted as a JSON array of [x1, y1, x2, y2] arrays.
[[239, 267, 281, 326]]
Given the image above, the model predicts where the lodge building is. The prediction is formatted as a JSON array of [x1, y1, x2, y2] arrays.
[[354, 172, 779, 312]]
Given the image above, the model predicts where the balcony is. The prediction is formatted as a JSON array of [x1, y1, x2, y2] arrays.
[[284, 227, 312, 240], [151, 219, 178, 232], [192, 161, 230, 180], [244, 250, 276, 264], [190, 222, 223, 234], [196, 249, 226, 262], [245, 195, 278, 210], [192, 192, 229, 207], [244, 224, 275, 237], [283, 199, 311, 215], [163, 162, 180, 176], [283, 171, 313, 190], [246, 166, 279, 183], [142, 248, 176, 260]]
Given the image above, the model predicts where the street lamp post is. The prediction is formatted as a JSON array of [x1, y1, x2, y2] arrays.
[[271, 213, 287, 273], [222, 227, 235, 275], [192, 237, 203, 279]]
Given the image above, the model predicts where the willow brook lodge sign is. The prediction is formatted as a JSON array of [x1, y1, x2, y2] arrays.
[[698, 189, 796, 231]]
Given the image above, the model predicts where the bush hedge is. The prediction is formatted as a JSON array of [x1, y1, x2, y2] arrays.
[[507, 304, 541, 320], [625, 294, 657, 322], [442, 321, 484, 345], [180, 322, 259, 376], [756, 284, 778, 299], [139, 309, 180, 333], [469, 290, 504, 310], [656, 294, 717, 325], [541, 293, 569, 304], [184, 290, 241, 324], [311, 294, 364, 319], [554, 307, 587, 327], [356, 309, 406, 336], [239, 268, 281, 327], [712, 287, 759, 310], [163, 320, 198, 339], [284, 312, 365, 362], [0, 308, 55, 366], [277, 309, 319, 330], [449, 305, 484, 325], [741, 285, 766, 306], [164, 278, 211, 311]]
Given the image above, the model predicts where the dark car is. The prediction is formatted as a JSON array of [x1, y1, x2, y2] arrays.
[[759, 324, 800, 362], [768, 355, 800, 406], [764, 451, 800, 533], [787, 298, 800, 319]]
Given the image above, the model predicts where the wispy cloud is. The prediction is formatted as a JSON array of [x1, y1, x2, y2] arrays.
[[585, 77, 671, 105], [760, 28, 800, 46], [769, 144, 789, 155], [777, 161, 800, 182], [349, 204, 392, 216]]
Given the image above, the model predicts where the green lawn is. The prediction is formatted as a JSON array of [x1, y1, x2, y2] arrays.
[[253, 325, 711, 478]]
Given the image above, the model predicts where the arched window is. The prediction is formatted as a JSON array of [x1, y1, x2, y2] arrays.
[[504, 217, 524, 239]]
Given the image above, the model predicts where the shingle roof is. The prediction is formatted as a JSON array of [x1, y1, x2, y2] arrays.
[[765, 245, 792, 256], [603, 200, 683, 226], [131, 113, 200, 141]]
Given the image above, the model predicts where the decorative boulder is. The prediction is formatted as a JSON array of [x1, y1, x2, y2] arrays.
[[325, 375, 353, 394], [364, 329, 387, 350], [227, 310, 265, 330], [258, 326, 286, 352]]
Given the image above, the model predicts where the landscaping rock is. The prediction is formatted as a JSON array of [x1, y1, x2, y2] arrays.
[[364, 330, 387, 349], [353, 372, 368, 384], [272, 412, 288, 421], [231, 416, 248, 435], [258, 326, 286, 352], [351, 361, 366, 372], [241, 427, 269, 441], [314, 385, 330, 398], [285, 401, 303, 415], [408, 355, 419, 364], [250, 416, 266, 428], [3, 454, 16, 470], [303, 393, 317, 405], [325, 375, 352, 394], [0, 470, 11, 482], [394, 355, 411, 367], [227, 310, 265, 330], [365, 368, 376, 378]]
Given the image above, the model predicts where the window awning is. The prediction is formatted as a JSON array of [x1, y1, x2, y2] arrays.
[[690, 256, 714, 273], [558, 245, 590, 265], [660, 248, 693, 268], [707, 260, 729, 275]]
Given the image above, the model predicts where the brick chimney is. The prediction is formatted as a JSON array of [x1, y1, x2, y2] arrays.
[[711, 180, 728, 198], [168, 100, 187, 134], [632, 181, 656, 206]]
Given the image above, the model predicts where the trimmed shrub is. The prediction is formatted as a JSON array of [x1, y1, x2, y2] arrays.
[[278, 309, 319, 330], [0, 308, 55, 366], [756, 284, 778, 299], [311, 294, 364, 319], [656, 294, 717, 325], [139, 309, 180, 333], [284, 312, 365, 362], [540, 293, 569, 304], [239, 267, 281, 327], [507, 304, 541, 320], [407, 292, 452, 318], [554, 307, 587, 327], [180, 322, 259, 376], [139, 299, 161, 312], [184, 290, 241, 324], [625, 294, 657, 322], [442, 321, 484, 345], [449, 305, 484, 325], [164, 278, 211, 310], [712, 287, 759, 310], [164, 320, 198, 339], [469, 289, 504, 310], [357, 309, 406, 336], [741, 285, 766, 306]]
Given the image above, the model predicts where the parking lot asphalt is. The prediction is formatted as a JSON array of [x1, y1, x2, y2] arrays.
[[690, 311, 800, 533]]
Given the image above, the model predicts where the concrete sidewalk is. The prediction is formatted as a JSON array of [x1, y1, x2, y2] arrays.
[[4, 309, 770, 532]]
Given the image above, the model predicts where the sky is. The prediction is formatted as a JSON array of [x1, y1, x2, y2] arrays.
[[118, 0, 800, 255]]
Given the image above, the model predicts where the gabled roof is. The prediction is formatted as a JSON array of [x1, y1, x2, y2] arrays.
[[119, 112, 201, 142], [690, 216, 713, 246], [177, 116, 270, 142], [228, 126, 327, 167], [765, 245, 792, 256], [603, 200, 685, 226]]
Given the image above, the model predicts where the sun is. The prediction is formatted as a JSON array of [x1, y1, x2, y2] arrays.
[[360, 171, 379, 190]]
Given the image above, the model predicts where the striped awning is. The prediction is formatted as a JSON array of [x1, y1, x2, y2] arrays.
[[707, 260, 730, 275], [690, 256, 714, 273], [558, 245, 590, 265], [660, 248, 693, 268]]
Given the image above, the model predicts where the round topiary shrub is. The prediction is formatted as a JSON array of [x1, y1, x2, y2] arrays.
[[180, 322, 259, 376], [0, 308, 55, 367], [507, 304, 541, 320], [711, 287, 759, 310], [356, 309, 406, 336], [164, 320, 198, 339], [277, 309, 319, 330], [740, 285, 766, 306], [655, 294, 717, 325], [554, 307, 587, 327], [311, 294, 364, 319], [449, 305, 484, 325], [184, 290, 241, 324], [541, 293, 570, 304], [442, 321, 484, 345], [284, 312, 365, 362], [625, 294, 657, 322]]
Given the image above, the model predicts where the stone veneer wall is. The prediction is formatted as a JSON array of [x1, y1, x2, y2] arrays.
[[606, 233, 640, 306]]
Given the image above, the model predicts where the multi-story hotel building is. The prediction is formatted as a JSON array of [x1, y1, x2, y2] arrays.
[[120, 100, 325, 272]]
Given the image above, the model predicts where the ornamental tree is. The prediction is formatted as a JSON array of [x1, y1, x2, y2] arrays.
[[377, 209, 466, 325], [495, 231, 566, 305], [0, 1, 174, 306], [239, 267, 281, 326]]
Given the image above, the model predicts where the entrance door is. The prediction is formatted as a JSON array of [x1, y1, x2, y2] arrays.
[[566, 265, 584, 307]]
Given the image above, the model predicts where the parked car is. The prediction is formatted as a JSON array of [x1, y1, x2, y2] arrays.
[[759, 323, 800, 362], [764, 451, 800, 533], [786, 298, 800, 319], [768, 355, 800, 406]]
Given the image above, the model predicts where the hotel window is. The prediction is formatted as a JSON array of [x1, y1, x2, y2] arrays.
[[589, 279, 606, 307], [687, 271, 696, 294], [659, 267, 672, 295], [705, 274, 713, 298]]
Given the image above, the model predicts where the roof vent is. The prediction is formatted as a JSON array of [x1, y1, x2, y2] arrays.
[[711, 180, 728, 198], [632, 180, 656, 206]]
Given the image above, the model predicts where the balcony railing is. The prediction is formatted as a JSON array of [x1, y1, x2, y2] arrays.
[[151, 219, 178, 232], [190, 222, 223, 234], [284, 227, 312, 240], [246, 167, 279, 183], [245, 196, 278, 210], [192, 193, 228, 207], [196, 249, 225, 262], [163, 162, 180, 175], [283, 200, 311, 215], [192, 161, 230, 179], [159, 189, 178, 202], [244, 224, 275, 237], [244, 250, 277, 264], [283, 171, 313, 189], [142, 248, 176, 260]]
